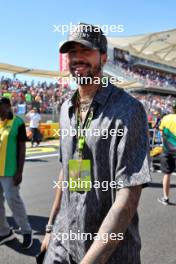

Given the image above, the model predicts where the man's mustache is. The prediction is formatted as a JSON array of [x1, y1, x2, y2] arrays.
[[70, 61, 91, 67]]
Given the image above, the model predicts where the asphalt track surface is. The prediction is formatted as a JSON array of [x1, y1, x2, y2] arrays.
[[0, 153, 176, 264]]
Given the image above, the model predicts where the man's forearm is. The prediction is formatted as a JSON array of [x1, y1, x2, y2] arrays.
[[81, 185, 142, 264], [17, 142, 26, 173]]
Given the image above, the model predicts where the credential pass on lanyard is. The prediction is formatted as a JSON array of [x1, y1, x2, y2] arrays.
[[68, 103, 94, 192], [77, 106, 94, 159]]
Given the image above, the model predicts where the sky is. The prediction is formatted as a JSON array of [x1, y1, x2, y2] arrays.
[[0, 0, 176, 82]]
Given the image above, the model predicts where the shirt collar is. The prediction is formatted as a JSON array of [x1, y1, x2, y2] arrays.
[[93, 82, 114, 106], [68, 82, 114, 109]]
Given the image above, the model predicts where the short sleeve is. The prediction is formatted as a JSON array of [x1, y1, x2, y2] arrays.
[[17, 123, 27, 142], [38, 114, 41, 121], [115, 102, 151, 189]]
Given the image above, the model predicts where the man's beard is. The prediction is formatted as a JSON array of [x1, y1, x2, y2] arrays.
[[69, 61, 102, 85]]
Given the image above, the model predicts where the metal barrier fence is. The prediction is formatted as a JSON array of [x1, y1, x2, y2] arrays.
[[149, 128, 163, 149]]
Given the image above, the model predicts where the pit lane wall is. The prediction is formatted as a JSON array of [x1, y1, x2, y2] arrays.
[[26, 123, 59, 139]]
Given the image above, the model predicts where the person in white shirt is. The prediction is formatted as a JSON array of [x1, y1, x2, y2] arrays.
[[26, 107, 41, 147]]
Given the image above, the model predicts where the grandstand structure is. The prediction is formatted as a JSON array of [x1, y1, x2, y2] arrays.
[[0, 63, 65, 79], [1, 28, 176, 95], [105, 28, 176, 94]]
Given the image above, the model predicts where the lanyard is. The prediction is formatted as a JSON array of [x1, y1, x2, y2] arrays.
[[76, 106, 94, 159], [75, 86, 101, 159]]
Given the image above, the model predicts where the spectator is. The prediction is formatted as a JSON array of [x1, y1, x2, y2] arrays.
[[0, 97, 33, 248], [26, 107, 42, 147], [158, 102, 176, 205]]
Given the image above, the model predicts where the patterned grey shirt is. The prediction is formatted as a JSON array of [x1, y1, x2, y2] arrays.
[[44, 83, 151, 264]]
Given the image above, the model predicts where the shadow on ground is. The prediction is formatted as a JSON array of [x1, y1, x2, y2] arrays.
[[25, 159, 49, 162], [5, 215, 48, 257], [148, 182, 176, 188]]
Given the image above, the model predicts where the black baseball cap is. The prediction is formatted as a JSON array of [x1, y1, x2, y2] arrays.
[[59, 23, 107, 54], [0, 97, 11, 106]]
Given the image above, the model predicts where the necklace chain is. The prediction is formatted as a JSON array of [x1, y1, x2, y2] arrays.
[[77, 95, 92, 113], [79, 101, 92, 112]]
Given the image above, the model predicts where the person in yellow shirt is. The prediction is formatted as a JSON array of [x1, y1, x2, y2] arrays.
[[158, 103, 176, 205], [0, 97, 33, 248]]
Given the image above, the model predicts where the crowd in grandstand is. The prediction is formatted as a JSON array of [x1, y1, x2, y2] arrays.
[[110, 49, 176, 89], [0, 75, 175, 125], [118, 61, 176, 88], [131, 93, 175, 128], [133, 93, 174, 114], [0, 76, 71, 114]]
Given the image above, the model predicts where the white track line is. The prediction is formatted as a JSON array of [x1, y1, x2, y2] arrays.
[[26, 153, 59, 160], [152, 170, 176, 175]]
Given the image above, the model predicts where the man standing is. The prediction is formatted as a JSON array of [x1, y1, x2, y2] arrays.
[[158, 103, 176, 205], [43, 23, 151, 264], [26, 107, 41, 147], [0, 97, 32, 248]]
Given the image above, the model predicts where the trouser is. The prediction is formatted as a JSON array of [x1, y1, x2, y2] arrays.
[[44, 241, 77, 264], [30, 128, 41, 145], [0, 177, 32, 236]]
